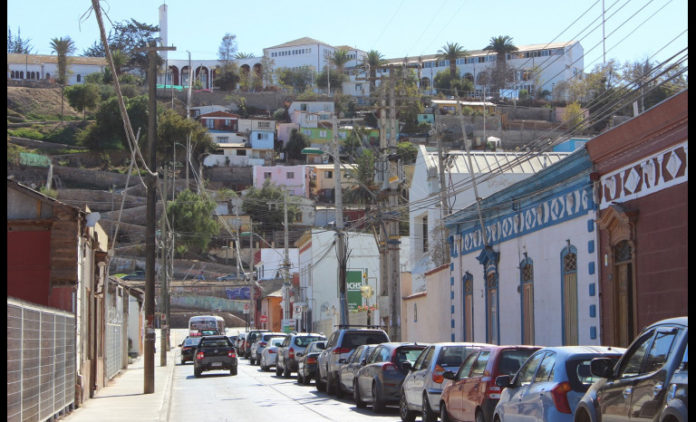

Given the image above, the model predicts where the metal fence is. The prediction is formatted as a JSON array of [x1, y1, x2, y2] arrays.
[[105, 283, 124, 380], [7, 298, 76, 422]]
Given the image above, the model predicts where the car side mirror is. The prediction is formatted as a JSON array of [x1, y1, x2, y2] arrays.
[[495, 375, 512, 388], [443, 370, 455, 380], [339, 358, 347, 364], [590, 357, 615, 379], [402, 362, 413, 371], [360, 359, 367, 366]]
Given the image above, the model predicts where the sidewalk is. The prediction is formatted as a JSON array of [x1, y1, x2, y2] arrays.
[[60, 349, 177, 422]]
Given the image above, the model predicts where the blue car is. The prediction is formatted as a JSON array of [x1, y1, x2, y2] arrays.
[[492, 346, 625, 422]]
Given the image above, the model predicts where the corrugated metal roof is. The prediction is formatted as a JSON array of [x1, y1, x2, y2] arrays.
[[431, 150, 570, 175]]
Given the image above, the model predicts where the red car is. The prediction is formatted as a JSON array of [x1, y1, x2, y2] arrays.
[[440, 345, 540, 422]]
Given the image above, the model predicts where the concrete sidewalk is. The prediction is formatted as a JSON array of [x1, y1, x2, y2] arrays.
[[60, 349, 177, 422]]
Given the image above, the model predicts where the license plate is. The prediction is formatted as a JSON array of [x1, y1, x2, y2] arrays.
[[211, 362, 222, 367]]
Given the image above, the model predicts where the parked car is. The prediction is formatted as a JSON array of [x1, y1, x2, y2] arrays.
[[260, 337, 287, 371], [317, 326, 390, 395], [297, 340, 327, 385], [193, 335, 238, 377], [338, 344, 379, 397], [659, 342, 688, 422], [243, 329, 270, 358], [227, 335, 238, 347], [574, 317, 688, 422], [440, 345, 540, 422], [353, 342, 428, 413], [276, 333, 327, 378], [179, 336, 202, 365], [401, 342, 491, 422], [492, 346, 625, 422], [250, 332, 286, 365]]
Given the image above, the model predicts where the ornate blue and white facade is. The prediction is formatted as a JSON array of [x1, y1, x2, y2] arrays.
[[444, 148, 601, 346]]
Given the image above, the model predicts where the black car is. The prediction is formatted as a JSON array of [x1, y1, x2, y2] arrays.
[[574, 316, 688, 422], [193, 335, 238, 377], [179, 336, 202, 364], [297, 340, 327, 385], [659, 342, 688, 422]]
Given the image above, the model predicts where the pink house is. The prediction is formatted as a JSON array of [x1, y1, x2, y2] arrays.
[[252, 165, 310, 198]]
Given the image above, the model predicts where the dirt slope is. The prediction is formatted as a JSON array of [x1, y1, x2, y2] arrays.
[[7, 86, 81, 120]]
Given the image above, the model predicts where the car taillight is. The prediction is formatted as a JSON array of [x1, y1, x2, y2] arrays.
[[432, 364, 445, 383], [383, 362, 399, 372], [551, 382, 572, 414], [289, 347, 295, 359], [268, 349, 276, 354], [183, 347, 190, 351], [332, 347, 350, 355], [196, 351, 205, 360], [485, 383, 501, 399], [259, 341, 267, 347], [307, 357, 317, 364], [228, 350, 237, 358]]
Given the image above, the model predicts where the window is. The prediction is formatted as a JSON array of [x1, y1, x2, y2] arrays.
[[264, 172, 272, 179], [236, 150, 246, 156], [414, 346, 432, 370], [422, 216, 428, 253], [287, 172, 295, 179], [618, 330, 653, 378], [534, 352, 556, 382], [520, 255, 535, 344], [325, 170, 333, 179], [414, 303, 418, 322], [457, 352, 478, 380], [644, 329, 679, 373], [76, 74, 81, 82], [463, 272, 474, 341], [517, 352, 545, 386], [470, 351, 491, 376], [319, 130, 327, 138], [205, 119, 214, 129], [217, 136, 229, 143], [258, 121, 270, 129]]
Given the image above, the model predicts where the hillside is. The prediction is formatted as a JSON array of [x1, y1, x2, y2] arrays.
[[7, 86, 82, 121]]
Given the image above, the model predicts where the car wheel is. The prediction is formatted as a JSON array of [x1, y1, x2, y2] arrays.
[[249, 356, 255, 365], [303, 373, 311, 385], [180, 357, 185, 365], [316, 376, 326, 392], [230, 367, 237, 376], [326, 372, 336, 395], [372, 382, 385, 413], [475, 410, 485, 422], [422, 392, 438, 422], [335, 376, 343, 399], [283, 364, 291, 378], [194, 367, 201, 378], [440, 402, 450, 422], [400, 390, 417, 422], [297, 372, 304, 384], [275, 364, 283, 377], [354, 380, 366, 408]]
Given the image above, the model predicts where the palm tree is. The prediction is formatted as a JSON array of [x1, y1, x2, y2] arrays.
[[49, 36, 76, 85], [483, 35, 518, 97], [330, 48, 351, 74], [363, 50, 386, 93], [234, 52, 255, 59], [437, 42, 468, 78]]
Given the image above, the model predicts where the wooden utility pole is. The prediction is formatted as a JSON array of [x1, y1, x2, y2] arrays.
[[139, 41, 175, 394], [387, 75, 401, 341], [333, 114, 349, 326]]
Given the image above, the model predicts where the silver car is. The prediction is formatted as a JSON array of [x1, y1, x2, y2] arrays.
[[250, 332, 286, 365], [400, 342, 491, 422], [260, 337, 286, 371], [276, 333, 326, 378]]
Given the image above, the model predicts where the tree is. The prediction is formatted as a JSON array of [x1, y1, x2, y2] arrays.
[[50, 36, 76, 84], [214, 63, 241, 91], [259, 55, 276, 89], [83, 19, 159, 74], [276, 67, 314, 93], [157, 108, 214, 160], [343, 149, 377, 206], [316, 66, 346, 95], [484, 35, 518, 98], [242, 181, 298, 232], [7, 27, 33, 54], [284, 129, 309, 161], [433, 69, 474, 96], [166, 189, 219, 255], [396, 141, 418, 164], [218, 33, 237, 64], [437, 42, 468, 78], [234, 52, 255, 59], [64, 83, 100, 119], [330, 48, 351, 75], [77, 95, 148, 150], [362, 50, 386, 93]]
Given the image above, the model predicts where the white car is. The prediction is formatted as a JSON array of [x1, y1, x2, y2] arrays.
[[260, 338, 286, 371]]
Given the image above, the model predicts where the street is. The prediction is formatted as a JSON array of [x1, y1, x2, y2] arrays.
[[168, 329, 402, 422]]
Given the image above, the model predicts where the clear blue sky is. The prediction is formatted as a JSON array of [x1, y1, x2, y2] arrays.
[[8, 0, 688, 72]]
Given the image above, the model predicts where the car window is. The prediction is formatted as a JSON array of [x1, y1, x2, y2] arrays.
[[368, 346, 387, 363], [200, 338, 231, 347], [342, 331, 388, 349], [457, 352, 478, 380], [534, 352, 556, 383], [517, 352, 545, 386], [347, 346, 363, 363], [281, 336, 291, 347], [296, 336, 325, 347], [470, 351, 491, 376], [271, 338, 284, 346], [327, 332, 338, 348], [396, 347, 426, 365], [437, 346, 479, 368], [618, 331, 654, 378], [680, 344, 688, 367], [413, 346, 430, 370], [498, 349, 537, 376], [184, 337, 201, 346], [644, 329, 679, 373]]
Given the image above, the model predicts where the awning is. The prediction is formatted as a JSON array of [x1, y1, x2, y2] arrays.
[[301, 148, 325, 155]]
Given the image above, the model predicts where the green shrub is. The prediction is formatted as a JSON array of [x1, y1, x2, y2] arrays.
[[8, 127, 44, 140]]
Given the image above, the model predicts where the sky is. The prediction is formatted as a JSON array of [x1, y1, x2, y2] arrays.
[[7, 0, 688, 72]]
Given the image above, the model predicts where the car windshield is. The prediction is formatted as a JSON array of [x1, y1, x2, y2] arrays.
[[396, 347, 426, 365], [271, 338, 284, 346], [200, 338, 230, 347], [296, 336, 325, 347], [342, 332, 389, 349], [437, 346, 480, 368]]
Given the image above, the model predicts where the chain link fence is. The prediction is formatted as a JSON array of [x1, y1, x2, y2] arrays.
[[7, 298, 75, 422]]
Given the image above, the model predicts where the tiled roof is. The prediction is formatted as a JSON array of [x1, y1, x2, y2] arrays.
[[265, 37, 329, 49], [7, 53, 107, 66]]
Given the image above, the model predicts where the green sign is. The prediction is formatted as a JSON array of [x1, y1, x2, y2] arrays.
[[347, 270, 365, 312]]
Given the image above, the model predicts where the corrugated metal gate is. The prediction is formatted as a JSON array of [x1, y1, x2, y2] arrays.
[[7, 298, 76, 422], [105, 282, 124, 380]]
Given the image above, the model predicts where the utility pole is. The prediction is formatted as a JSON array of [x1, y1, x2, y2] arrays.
[[386, 75, 401, 341], [282, 191, 291, 322], [333, 114, 349, 326], [436, 120, 450, 264], [160, 167, 168, 366], [138, 40, 175, 394]]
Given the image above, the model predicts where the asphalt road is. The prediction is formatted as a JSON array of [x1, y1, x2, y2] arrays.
[[168, 328, 403, 422]]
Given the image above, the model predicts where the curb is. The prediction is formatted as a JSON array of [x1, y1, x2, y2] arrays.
[[158, 349, 177, 422]]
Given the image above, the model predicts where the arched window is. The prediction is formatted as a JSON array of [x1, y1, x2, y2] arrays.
[[519, 254, 534, 344], [463, 272, 474, 341], [561, 244, 578, 345]]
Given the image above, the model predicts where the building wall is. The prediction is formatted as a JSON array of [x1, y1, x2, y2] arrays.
[[7, 230, 52, 307], [402, 265, 451, 342], [252, 165, 307, 196]]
